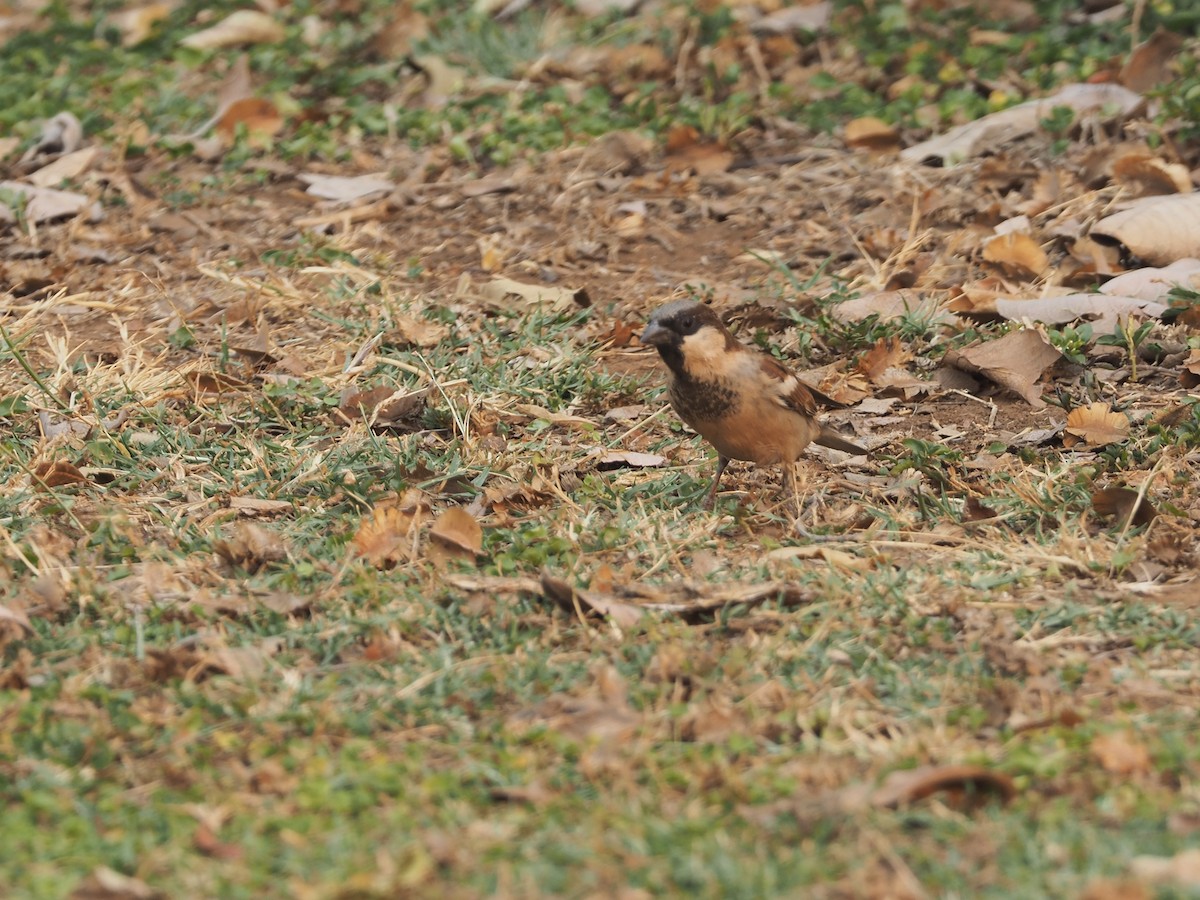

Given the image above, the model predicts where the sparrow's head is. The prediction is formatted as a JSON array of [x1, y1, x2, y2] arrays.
[[639, 301, 733, 376]]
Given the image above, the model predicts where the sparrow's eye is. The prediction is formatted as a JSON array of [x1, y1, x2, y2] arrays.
[[678, 315, 696, 333]]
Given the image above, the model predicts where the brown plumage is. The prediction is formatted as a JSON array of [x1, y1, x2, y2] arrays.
[[639, 300, 866, 511]]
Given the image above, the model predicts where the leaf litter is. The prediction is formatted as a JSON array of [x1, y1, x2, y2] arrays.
[[2, 0, 1200, 895]]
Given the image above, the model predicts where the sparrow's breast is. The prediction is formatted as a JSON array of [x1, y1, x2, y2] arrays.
[[669, 375, 820, 465], [668, 376, 738, 425]]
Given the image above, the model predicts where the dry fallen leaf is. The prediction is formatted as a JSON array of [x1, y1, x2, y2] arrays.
[[766, 544, 873, 573], [1079, 878, 1152, 900], [982, 231, 1048, 279], [942, 328, 1062, 407], [22, 111, 84, 160], [600, 319, 638, 349], [750, 1, 832, 34], [1092, 194, 1200, 266], [440, 574, 542, 597], [836, 764, 1016, 813], [679, 692, 747, 743], [597, 42, 671, 84], [1112, 152, 1192, 196], [198, 637, 283, 681], [475, 276, 590, 311], [143, 646, 204, 683], [856, 336, 911, 382], [578, 129, 653, 176], [1019, 168, 1075, 217], [1130, 849, 1200, 889], [947, 277, 1014, 316], [187, 371, 250, 394], [109, 1, 177, 47], [387, 313, 448, 348], [336, 385, 428, 429], [1180, 348, 1200, 388], [508, 664, 640, 764], [1145, 528, 1194, 568], [541, 572, 646, 628], [27, 146, 101, 188], [204, 52, 254, 131], [1119, 27, 1185, 94], [213, 522, 289, 573], [70, 866, 163, 900], [338, 385, 394, 420], [489, 781, 553, 806], [214, 98, 283, 149], [596, 450, 666, 470], [1064, 402, 1130, 448], [0, 601, 34, 650], [604, 404, 651, 424], [370, 3, 430, 58], [963, 495, 998, 521], [811, 365, 873, 405], [832, 290, 953, 326], [991, 292, 1166, 332], [427, 507, 483, 567], [509, 403, 595, 430], [0, 180, 99, 224], [844, 116, 900, 151], [902, 83, 1142, 165], [540, 572, 808, 627], [258, 591, 312, 616], [352, 492, 430, 569], [1092, 730, 1152, 776], [180, 10, 284, 49], [611, 208, 645, 239], [299, 172, 395, 203], [663, 125, 734, 176], [228, 329, 276, 366], [409, 54, 468, 107], [193, 821, 243, 860], [1092, 486, 1156, 528], [31, 460, 90, 488], [1102, 258, 1200, 301], [228, 497, 293, 518]]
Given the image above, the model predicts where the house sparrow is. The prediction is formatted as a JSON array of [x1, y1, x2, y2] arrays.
[[639, 300, 865, 512]]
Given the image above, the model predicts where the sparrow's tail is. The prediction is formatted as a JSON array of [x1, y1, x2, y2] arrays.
[[815, 427, 867, 456]]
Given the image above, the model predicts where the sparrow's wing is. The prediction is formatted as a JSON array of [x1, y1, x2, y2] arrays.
[[762, 356, 867, 454], [760, 356, 819, 417]]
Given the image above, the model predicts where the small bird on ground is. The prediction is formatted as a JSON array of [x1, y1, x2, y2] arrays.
[[639, 299, 866, 515]]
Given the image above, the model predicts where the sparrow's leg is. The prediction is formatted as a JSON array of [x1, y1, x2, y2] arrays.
[[702, 454, 730, 509], [786, 462, 804, 520], [791, 469, 824, 539]]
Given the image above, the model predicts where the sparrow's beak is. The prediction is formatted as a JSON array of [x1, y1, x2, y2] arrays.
[[639, 321, 672, 347]]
